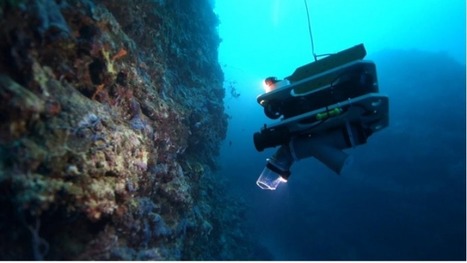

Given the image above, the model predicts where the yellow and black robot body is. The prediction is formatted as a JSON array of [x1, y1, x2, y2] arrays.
[[253, 44, 390, 190]]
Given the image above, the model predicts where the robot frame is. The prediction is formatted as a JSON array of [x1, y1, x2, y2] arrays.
[[253, 44, 389, 190]]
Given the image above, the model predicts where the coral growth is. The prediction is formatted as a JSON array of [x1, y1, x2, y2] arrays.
[[0, 0, 251, 260]]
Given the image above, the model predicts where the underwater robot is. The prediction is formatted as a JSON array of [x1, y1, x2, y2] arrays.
[[253, 44, 389, 190]]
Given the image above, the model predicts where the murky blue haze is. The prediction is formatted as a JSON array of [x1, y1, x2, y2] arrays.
[[214, 0, 466, 260]]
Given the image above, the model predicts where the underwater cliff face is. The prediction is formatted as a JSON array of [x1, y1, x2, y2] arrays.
[[0, 0, 250, 260]]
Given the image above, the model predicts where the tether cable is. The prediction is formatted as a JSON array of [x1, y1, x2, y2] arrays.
[[304, 0, 318, 61]]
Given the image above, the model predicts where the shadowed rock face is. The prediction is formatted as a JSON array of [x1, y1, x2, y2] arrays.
[[0, 0, 249, 260]]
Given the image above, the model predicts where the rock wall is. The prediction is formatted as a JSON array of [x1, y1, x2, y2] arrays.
[[0, 0, 248, 260]]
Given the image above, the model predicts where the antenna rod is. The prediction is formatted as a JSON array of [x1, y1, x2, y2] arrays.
[[304, 0, 318, 61]]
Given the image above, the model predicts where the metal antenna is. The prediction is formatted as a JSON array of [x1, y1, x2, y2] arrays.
[[304, 0, 318, 61]]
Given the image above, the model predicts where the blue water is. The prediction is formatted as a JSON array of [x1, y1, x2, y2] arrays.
[[215, 1, 466, 260]]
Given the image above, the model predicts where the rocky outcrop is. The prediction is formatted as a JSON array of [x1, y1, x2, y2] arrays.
[[0, 0, 248, 260]]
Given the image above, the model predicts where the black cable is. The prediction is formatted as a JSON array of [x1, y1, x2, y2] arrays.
[[304, 0, 318, 62]]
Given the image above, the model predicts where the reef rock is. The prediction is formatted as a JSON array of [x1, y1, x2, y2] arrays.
[[0, 0, 248, 260]]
